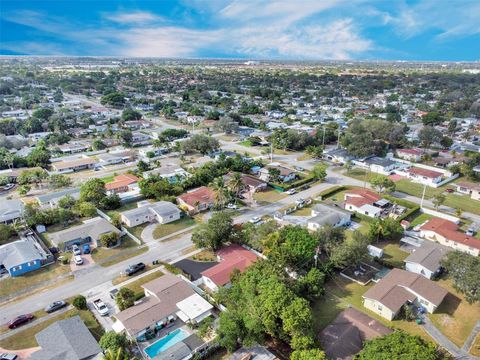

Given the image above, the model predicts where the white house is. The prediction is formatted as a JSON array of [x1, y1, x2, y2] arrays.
[[120, 201, 181, 227], [307, 204, 351, 231], [407, 167, 443, 187], [404, 241, 450, 279], [396, 149, 422, 162]]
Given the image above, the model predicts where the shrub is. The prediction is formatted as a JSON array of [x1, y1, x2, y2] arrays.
[[72, 295, 87, 310], [99, 232, 120, 248]]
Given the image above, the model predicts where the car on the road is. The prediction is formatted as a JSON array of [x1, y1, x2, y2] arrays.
[[0, 183, 15, 192], [8, 314, 34, 329], [249, 216, 261, 224], [226, 203, 238, 209], [294, 166, 304, 171], [72, 244, 81, 255], [286, 189, 297, 195], [73, 255, 84, 265], [295, 198, 305, 206], [0, 353, 17, 360], [444, 188, 454, 193], [466, 228, 476, 236], [44, 300, 67, 313], [109, 288, 119, 300], [82, 244, 91, 254], [125, 262, 146, 276]]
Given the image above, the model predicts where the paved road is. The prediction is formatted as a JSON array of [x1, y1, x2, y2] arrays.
[[463, 321, 480, 353]]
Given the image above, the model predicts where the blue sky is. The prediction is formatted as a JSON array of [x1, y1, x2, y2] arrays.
[[1, 0, 479, 60]]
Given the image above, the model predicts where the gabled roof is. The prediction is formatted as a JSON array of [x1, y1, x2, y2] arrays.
[[48, 217, 120, 245], [404, 241, 451, 272], [344, 189, 380, 207], [408, 167, 443, 179], [201, 244, 259, 287], [30, 315, 101, 360], [178, 186, 215, 206], [420, 217, 480, 250], [105, 173, 139, 190], [0, 199, 23, 222], [363, 268, 448, 313], [0, 238, 47, 270]]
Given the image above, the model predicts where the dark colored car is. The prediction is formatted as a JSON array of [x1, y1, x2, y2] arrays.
[[109, 288, 119, 300], [444, 188, 454, 193], [125, 262, 146, 276], [8, 314, 34, 329], [83, 244, 91, 254], [44, 300, 67, 313]]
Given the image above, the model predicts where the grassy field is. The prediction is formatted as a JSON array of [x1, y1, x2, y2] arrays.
[[46, 219, 83, 233], [253, 189, 288, 204], [0, 263, 72, 298], [105, 201, 139, 218], [394, 179, 452, 199], [100, 174, 115, 183], [429, 278, 480, 348], [126, 223, 149, 240], [92, 237, 140, 262], [121, 270, 164, 295], [444, 193, 480, 215], [98, 246, 148, 267], [153, 217, 197, 240], [380, 242, 409, 268], [238, 140, 252, 147], [312, 275, 433, 342], [345, 168, 376, 183], [0, 308, 103, 350]]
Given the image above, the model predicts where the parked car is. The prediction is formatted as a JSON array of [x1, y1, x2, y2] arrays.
[[466, 228, 476, 236], [294, 166, 304, 171], [8, 314, 34, 329], [286, 189, 297, 195], [0, 353, 17, 360], [82, 244, 91, 254], [109, 288, 119, 300], [249, 216, 261, 224], [295, 198, 305, 206], [444, 188, 454, 193], [72, 244, 81, 256], [74, 255, 84, 265], [93, 299, 109, 316], [226, 203, 238, 209], [44, 300, 67, 313], [125, 262, 146, 276]]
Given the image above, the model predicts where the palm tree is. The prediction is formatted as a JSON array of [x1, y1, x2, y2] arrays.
[[228, 172, 243, 200], [211, 177, 230, 209], [102, 348, 125, 360]]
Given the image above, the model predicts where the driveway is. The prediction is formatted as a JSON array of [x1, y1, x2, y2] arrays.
[[141, 223, 158, 243], [0, 346, 40, 360], [70, 253, 95, 272]]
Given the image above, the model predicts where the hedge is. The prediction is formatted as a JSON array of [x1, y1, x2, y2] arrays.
[[318, 185, 345, 199], [271, 175, 316, 191]]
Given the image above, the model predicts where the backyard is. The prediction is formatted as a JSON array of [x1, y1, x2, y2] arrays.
[[379, 241, 409, 268], [0, 308, 103, 350], [312, 275, 433, 342], [153, 217, 197, 240], [429, 278, 480, 348]]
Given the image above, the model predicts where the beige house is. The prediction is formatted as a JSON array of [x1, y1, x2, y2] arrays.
[[363, 268, 448, 321], [420, 217, 480, 256], [455, 182, 480, 201]]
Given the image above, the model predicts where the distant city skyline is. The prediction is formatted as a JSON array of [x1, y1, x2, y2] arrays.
[[1, 0, 480, 61]]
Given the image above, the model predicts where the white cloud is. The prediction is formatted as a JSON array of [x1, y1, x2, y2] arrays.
[[105, 11, 164, 25]]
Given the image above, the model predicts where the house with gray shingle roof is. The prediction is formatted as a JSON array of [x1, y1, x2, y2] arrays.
[[120, 200, 181, 227], [404, 241, 451, 279], [29, 315, 101, 360], [0, 199, 23, 224]]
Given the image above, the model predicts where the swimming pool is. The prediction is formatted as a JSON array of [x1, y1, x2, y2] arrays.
[[144, 328, 189, 358]]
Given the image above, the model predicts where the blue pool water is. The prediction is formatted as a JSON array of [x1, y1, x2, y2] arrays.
[[144, 328, 189, 358]]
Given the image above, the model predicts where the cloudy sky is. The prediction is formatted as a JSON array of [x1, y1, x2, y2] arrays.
[[1, 0, 479, 60]]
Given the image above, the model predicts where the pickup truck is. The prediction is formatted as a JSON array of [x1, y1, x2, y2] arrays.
[[93, 299, 109, 316]]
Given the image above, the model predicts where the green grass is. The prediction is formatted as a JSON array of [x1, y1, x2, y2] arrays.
[[394, 179, 450, 199], [345, 168, 377, 183], [253, 189, 288, 204], [101, 174, 115, 183], [122, 270, 164, 295], [471, 335, 480, 357], [153, 217, 196, 240], [111, 264, 160, 285], [126, 223, 149, 240], [238, 140, 252, 147], [380, 241, 409, 268], [0, 308, 103, 350], [429, 278, 480, 347], [91, 237, 139, 262], [105, 201, 139, 218], [98, 246, 148, 267], [46, 219, 83, 233], [0, 262, 72, 298], [408, 213, 434, 228], [444, 194, 480, 215], [312, 275, 433, 342]]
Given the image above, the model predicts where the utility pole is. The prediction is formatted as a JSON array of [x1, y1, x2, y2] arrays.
[[322, 126, 326, 147], [336, 128, 341, 149], [270, 143, 273, 163], [420, 183, 427, 208]]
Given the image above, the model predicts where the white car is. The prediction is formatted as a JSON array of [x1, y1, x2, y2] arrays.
[[226, 203, 238, 209], [72, 245, 81, 256], [73, 255, 84, 265], [249, 216, 261, 224], [295, 198, 305, 206], [466, 228, 475, 236], [286, 189, 297, 195]]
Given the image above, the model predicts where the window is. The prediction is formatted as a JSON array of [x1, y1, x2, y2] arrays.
[[378, 305, 383, 311], [18, 265, 22, 270]]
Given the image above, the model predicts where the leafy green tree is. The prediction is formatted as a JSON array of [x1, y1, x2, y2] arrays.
[[290, 349, 327, 360], [102, 347, 128, 360], [0, 224, 15, 245], [311, 163, 328, 181], [211, 177, 231, 209], [422, 111, 444, 126], [99, 232, 120, 247], [121, 107, 142, 121], [370, 175, 395, 193], [80, 178, 106, 206], [72, 295, 87, 310], [99, 331, 129, 352], [100, 194, 121, 210], [227, 172, 243, 199], [432, 193, 446, 211], [101, 92, 125, 107], [32, 107, 53, 120], [418, 126, 443, 150], [305, 145, 324, 159], [191, 211, 233, 251], [27, 142, 51, 168], [74, 201, 98, 217], [315, 224, 345, 257], [92, 139, 107, 150], [18, 184, 31, 195], [58, 194, 77, 209], [357, 331, 441, 360], [49, 174, 72, 189], [110, 212, 122, 228], [368, 218, 403, 243], [330, 231, 370, 268], [295, 268, 325, 302], [180, 134, 220, 155], [138, 175, 180, 200], [441, 252, 480, 304], [116, 287, 136, 311]]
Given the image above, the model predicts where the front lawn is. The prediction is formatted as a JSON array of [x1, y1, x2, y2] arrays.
[[191, 249, 216, 262], [312, 275, 433, 342], [91, 237, 140, 262], [345, 168, 376, 183], [153, 217, 197, 240], [126, 223, 149, 240], [111, 264, 159, 285], [394, 179, 450, 199], [408, 212, 434, 228], [122, 270, 164, 296], [105, 201, 140, 218], [429, 278, 480, 347], [444, 194, 480, 215], [0, 262, 72, 298], [0, 308, 103, 350], [253, 189, 288, 204]]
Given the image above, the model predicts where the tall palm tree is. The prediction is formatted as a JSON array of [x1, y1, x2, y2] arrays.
[[211, 177, 230, 209], [102, 348, 125, 360], [228, 172, 243, 200]]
